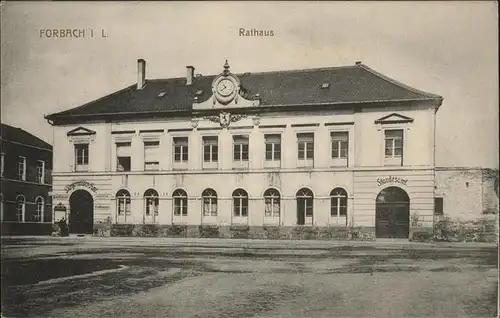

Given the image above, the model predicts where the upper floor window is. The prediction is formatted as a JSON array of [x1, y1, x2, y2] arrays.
[[74, 143, 89, 171], [297, 133, 314, 166], [36, 160, 45, 183], [203, 136, 218, 163], [233, 135, 249, 162], [331, 132, 348, 159], [116, 142, 132, 172], [144, 141, 160, 171], [385, 130, 403, 158], [18, 156, 26, 181], [265, 134, 281, 161], [173, 137, 189, 164]]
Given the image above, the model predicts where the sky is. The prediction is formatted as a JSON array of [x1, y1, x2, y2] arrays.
[[1, 1, 498, 168]]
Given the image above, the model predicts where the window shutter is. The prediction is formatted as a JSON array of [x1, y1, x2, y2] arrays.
[[116, 142, 132, 157], [144, 141, 159, 162]]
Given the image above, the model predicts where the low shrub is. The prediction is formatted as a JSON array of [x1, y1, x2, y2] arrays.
[[93, 224, 112, 237], [110, 224, 135, 237], [133, 224, 160, 237], [263, 226, 282, 240], [230, 226, 250, 239], [410, 231, 433, 242], [434, 216, 498, 243], [160, 224, 188, 237], [347, 226, 375, 241], [199, 225, 220, 238]]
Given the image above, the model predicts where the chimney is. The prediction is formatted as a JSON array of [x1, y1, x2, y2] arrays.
[[137, 59, 146, 90], [186, 66, 195, 85], [355, 61, 362, 65]]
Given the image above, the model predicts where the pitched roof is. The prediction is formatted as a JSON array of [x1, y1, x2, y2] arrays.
[[0, 123, 52, 150], [46, 63, 442, 121]]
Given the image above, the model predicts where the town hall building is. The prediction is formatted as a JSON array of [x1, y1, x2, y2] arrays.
[[45, 59, 446, 239]]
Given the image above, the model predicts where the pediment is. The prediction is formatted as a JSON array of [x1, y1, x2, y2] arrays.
[[374, 113, 414, 124], [67, 126, 96, 136]]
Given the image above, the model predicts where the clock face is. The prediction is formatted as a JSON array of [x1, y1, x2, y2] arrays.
[[216, 78, 235, 97]]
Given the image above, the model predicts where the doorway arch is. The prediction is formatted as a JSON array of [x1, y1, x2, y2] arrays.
[[69, 190, 94, 234], [375, 186, 410, 238]]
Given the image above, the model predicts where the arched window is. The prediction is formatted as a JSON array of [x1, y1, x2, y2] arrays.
[[232, 189, 248, 217], [173, 189, 188, 216], [116, 189, 131, 216], [144, 189, 159, 217], [296, 188, 313, 225], [264, 188, 280, 217], [35, 197, 44, 222], [16, 194, 25, 222], [202, 189, 217, 216], [330, 188, 347, 217]]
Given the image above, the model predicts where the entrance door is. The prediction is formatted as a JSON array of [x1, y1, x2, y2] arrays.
[[69, 190, 94, 234], [297, 198, 306, 225], [375, 187, 409, 239]]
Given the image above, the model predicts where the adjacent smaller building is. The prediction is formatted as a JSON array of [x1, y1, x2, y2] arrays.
[[435, 167, 499, 220], [1, 123, 53, 235]]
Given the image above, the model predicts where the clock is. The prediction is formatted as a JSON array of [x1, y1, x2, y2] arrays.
[[216, 78, 235, 97]]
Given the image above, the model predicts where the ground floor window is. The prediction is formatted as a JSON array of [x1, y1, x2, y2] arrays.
[[330, 188, 347, 217], [144, 189, 159, 218], [34, 197, 44, 222], [116, 189, 131, 216], [202, 188, 217, 216], [173, 189, 188, 216], [264, 188, 280, 217], [16, 195, 25, 222], [233, 189, 248, 217], [296, 188, 313, 225]]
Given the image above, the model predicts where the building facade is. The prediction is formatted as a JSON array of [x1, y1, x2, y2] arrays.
[[45, 59, 445, 239], [1, 123, 53, 235]]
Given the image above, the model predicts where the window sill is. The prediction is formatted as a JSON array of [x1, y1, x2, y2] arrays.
[[330, 158, 348, 167], [264, 161, 281, 169]]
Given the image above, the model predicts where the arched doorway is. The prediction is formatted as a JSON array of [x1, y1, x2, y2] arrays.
[[375, 187, 410, 238], [69, 190, 94, 234]]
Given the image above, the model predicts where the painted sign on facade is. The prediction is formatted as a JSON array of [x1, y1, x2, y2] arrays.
[[377, 176, 408, 186], [65, 181, 98, 193]]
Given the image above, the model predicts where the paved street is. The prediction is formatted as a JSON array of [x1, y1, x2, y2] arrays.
[[1, 237, 498, 317]]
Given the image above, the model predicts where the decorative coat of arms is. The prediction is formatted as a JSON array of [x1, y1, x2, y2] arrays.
[[204, 111, 247, 128]]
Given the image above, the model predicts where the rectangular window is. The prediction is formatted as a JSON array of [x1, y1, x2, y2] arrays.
[[265, 134, 281, 161], [144, 141, 160, 171], [233, 135, 249, 162], [173, 137, 189, 163], [74, 144, 89, 170], [434, 197, 444, 216], [203, 136, 218, 163], [36, 160, 45, 183], [116, 142, 132, 172], [18, 156, 26, 180], [385, 129, 404, 158], [331, 132, 349, 159], [297, 133, 314, 160], [1, 153, 4, 177]]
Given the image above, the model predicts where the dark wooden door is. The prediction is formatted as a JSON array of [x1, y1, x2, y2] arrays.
[[297, 198, 306, 225], [376, 203, 409, 238], [69, 190, 94, 234]]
